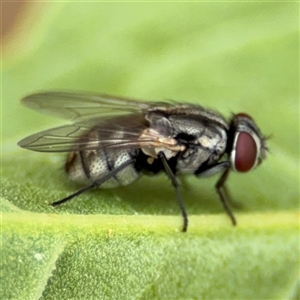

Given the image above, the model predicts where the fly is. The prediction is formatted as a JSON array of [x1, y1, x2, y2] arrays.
[[18, 91, 268, 232]]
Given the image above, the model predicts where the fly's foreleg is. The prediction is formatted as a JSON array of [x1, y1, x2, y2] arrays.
[[215, 167, 237, 226], [51, 158, 136, 207], [196, 161, 237, 226]]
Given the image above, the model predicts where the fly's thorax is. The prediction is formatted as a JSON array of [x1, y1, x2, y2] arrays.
[[140, 127, 185, 160], [143, 109, 229, 174], [148, 103, 228, 129], [176, 124, 228, 174]]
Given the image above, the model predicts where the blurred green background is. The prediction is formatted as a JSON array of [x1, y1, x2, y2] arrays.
[[2, 2, 299, 299], [2, 1, 298, 215]]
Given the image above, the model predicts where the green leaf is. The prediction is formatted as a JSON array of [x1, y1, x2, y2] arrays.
[[2, 2, 299, 299]]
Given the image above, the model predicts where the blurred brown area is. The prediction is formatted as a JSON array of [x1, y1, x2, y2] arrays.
[[1, 1, 28, 42]]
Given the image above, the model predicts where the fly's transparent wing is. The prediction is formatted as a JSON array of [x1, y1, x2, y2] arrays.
[[18, 114, 176, 153], [18, 124, 90, 152], [18, 124, 151, 152], [21, 91, 169, 122], [19, 91, 184, 152]]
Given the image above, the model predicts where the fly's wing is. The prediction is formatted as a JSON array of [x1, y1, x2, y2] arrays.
[[18, 124, 92, 152], [21, 91, 169, 122], [18, 91, 180, 153], [18, 115, 178, 152]]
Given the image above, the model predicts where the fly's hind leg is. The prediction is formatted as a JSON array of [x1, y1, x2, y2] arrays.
[[51, 158, 136, 207]]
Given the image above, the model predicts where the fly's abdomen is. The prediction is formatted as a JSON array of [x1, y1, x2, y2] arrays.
[[65, 149, 139, 188]]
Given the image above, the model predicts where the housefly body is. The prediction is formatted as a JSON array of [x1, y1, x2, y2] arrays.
[[18, 92, 268, 232]]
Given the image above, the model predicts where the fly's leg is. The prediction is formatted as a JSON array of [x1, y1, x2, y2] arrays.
[[220, 182, 243, 210], [51, 158, 135, 207], [215, 168, 237, 226], [159, 152, 188, 232]]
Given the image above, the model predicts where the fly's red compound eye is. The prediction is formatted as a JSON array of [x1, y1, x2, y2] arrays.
[[233, 131, 258, 172], [230, 113, 265, 173]]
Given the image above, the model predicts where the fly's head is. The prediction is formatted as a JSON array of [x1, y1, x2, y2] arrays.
[[229, 113, 268, 173]]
